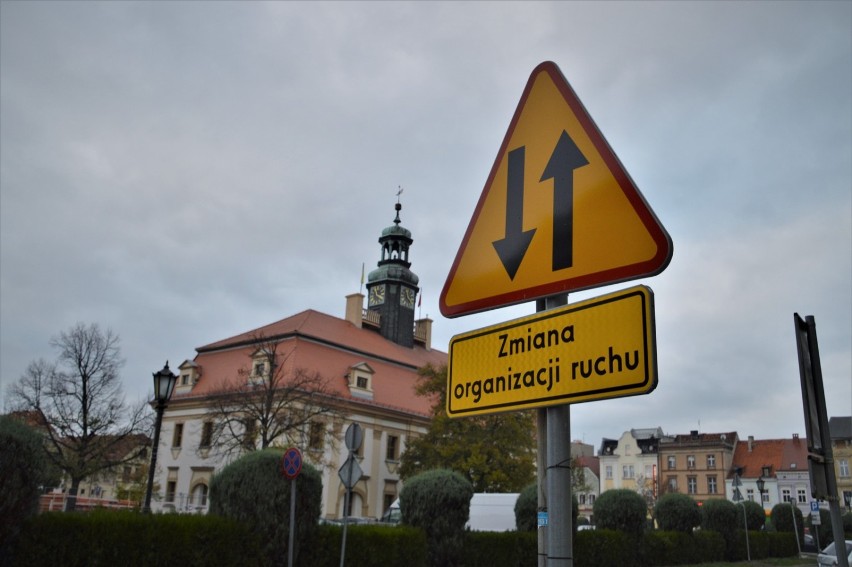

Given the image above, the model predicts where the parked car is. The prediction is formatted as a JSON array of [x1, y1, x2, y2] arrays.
[[816, 540, 852, 567]]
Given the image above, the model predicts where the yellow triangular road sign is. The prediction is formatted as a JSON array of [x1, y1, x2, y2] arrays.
[[440, 61, 672, 317]]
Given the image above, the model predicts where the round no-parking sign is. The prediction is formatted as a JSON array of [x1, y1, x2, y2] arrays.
[[280, 447, 302, 480]]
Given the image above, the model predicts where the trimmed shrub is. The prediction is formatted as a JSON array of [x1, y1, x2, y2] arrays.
[[742, 500, 766, 531], [208, 448, 322, 565], [654, 493, 700, 533], [700, 498, 740, 559], [770, 502, 805, 546], [0, 415, 58, 563], [593, 489, 647, 537], [515, 483, 537, 531], [400, 469, 473, 567]]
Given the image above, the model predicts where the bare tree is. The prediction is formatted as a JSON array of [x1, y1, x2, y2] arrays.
[[7, 323, 150, 511], [204, 334, 343, 459]]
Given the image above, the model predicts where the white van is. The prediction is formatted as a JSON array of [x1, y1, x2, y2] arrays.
[[381, 493, 519, 531]]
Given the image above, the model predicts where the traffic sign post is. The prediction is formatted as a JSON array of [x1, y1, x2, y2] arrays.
[[440, 61, 672, 318], [280, 448, 302, 567], [442, 61, 673, 567], [447, 285, 656, 417], [338, 423, 364, 567]]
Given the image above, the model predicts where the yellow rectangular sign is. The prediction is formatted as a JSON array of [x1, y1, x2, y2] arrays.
[[447, 285, 657, 417]]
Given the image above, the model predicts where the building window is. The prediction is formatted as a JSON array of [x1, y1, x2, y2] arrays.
[[687, 476, 697, 494], [191, 484, 208, 507], [589, 494, 596, 505], [707, 454, 716, 469], [840, 459, 850, 477], [200, 422, 213, 448], [708, 475, 717, 494], [181, 373, 190, 386], [667, 456, 676, 470], [242, 419, 256, 451], [605, 466, 613, 479], [579, 493, 586, 505], [253, 362, 265, 377], [386, 435, 399, 461], [782, 488, 791, 503], [166, 481, 176, 503], [667, 477, 677, 492], [309, 422, 324, 450], [797, 488, 807, 504], [747, 488, 755, 501], [357, 375, 369, 389], [622, 465, 634, 479], [172, 423, 184, 448], [687, 455, 696, 469], [122, 466, 131, 483]]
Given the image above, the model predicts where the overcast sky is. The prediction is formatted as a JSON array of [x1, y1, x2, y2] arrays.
[[2, 1, 850, 452]]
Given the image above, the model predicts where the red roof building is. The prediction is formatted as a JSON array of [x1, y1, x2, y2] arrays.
[[727, 434, 809, 516], [151, 203, 447, 518]]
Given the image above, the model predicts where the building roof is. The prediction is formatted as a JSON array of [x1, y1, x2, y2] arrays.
[[576, 455, 600, 478], [829, 416, 852, 440], [661, 431, 738, 448], [729, 436, 808, 479], [175, 308, 447, 418]]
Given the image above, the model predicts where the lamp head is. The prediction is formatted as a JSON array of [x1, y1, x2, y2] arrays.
[[153, 361, 178, 405]]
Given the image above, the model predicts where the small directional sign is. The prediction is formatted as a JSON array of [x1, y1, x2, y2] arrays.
[[440, 61, 673, 318]]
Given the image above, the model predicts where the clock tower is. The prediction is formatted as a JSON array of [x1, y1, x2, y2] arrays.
[[366, 201, 419, 347]]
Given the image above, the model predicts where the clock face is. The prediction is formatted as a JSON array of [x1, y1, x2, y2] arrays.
[[368, 284, 385, 306], [400, 287, 416, 309]]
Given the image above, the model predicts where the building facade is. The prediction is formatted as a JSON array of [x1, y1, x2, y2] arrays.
[[598, 428, 666, 502], [150, 203, 446, 518], [829, 416, 852, 511], [657, 431, 738, 504]]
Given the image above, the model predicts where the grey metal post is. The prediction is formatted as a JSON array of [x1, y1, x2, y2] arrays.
[[288, 479, 296, 567], [790, 502, 801, 555], [547, 404, 572, 565], [537, 408, 548, 567], [536, 294, 570, 566], [340, 487, 350, 567]]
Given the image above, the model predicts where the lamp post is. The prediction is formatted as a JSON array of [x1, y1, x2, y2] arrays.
[[756, 476, 766, 512], [142, 362, 178, 514]]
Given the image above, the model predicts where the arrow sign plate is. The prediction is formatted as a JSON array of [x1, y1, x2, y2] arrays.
[[440, 61, 673, 317]]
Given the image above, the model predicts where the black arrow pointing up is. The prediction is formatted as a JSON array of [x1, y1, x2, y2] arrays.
[[493, 146, 536, 280], [540, 130, 589, 271]]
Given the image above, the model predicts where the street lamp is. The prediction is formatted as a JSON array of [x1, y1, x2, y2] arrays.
[[142, 362, 178, 514], [756, 476, 766, 510]]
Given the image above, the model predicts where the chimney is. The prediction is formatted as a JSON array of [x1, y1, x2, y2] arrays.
[[345, 293, 364, 328], [415, 317, 432, 350], [748, 436, 754, 452], [792, 433, 800, 442]]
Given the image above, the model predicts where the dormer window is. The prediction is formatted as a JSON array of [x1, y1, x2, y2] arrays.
[[176, 360, 200, 392], [248, 348, 274, 385], [347, 362, 375, 400]]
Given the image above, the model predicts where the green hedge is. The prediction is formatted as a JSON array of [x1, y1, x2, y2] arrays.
[[9, 510, 262, 567], [300, 524, 428, 567], [460, 531, 537, 567], [9, 511, 802, 567]]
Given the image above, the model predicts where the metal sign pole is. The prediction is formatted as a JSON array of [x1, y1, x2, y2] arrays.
[[288, 478, 296, 567], [339, 486, 350, 567]]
